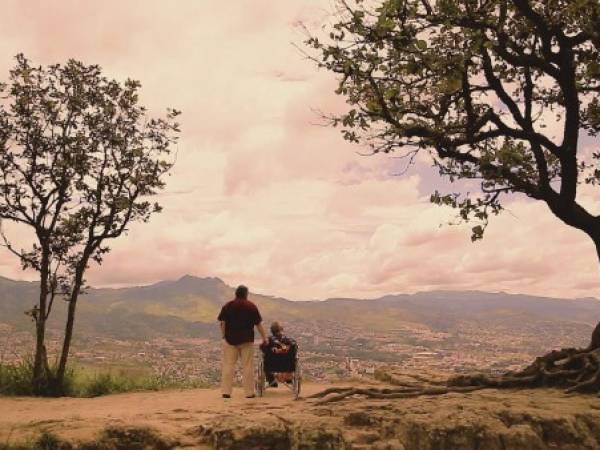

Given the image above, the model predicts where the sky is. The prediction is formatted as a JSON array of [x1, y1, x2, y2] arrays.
[[0, 0, 598, 300]]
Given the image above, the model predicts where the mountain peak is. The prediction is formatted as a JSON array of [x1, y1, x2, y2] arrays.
[[176, 274, 226, 286], [178, 274, 198, 282]]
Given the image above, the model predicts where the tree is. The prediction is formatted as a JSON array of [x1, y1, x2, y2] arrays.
[[308, 1, 600, 392], [0, 55, 180, 394]]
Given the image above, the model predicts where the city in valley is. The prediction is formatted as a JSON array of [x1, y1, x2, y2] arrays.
[[1, 313, 590, 386]]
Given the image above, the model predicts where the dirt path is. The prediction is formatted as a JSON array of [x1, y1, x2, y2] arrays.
[[0, 383, 334, 445]]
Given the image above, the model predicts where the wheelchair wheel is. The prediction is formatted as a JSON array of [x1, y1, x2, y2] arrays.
[[292, 360, 302, 399], [256, 357, 265, 397]]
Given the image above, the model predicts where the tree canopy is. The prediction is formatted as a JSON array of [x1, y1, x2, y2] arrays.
[[0, 54, 180, 392], [308, 0, 600, 244]]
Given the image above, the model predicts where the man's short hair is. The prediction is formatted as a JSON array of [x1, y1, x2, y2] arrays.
[[235, 285, 248, 299]]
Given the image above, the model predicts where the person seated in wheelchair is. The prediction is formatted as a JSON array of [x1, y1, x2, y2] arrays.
[[260, 321, 297, 388]]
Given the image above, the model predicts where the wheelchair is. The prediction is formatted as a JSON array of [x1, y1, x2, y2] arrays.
[[256, 343, 302, 399]]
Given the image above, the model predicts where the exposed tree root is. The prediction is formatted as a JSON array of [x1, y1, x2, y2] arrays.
[[309, 385, 485, 404], [449, 346, 600, 394], [310, 326, 600, 403]]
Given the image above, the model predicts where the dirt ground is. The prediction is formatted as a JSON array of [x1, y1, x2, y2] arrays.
[[0, 383, 335, 446], [3, 383, 600, 449]]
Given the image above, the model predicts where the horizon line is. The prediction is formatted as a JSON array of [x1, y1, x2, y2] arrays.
[[1, 273, 597, 303]]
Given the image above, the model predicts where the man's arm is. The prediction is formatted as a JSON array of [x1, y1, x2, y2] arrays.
[[253, 305, 267, 345], [256, 323, 268, 345], [217, 304, 227, 340]]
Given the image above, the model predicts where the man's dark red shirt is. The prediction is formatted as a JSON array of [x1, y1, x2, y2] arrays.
[[217, 298, 262, 345]]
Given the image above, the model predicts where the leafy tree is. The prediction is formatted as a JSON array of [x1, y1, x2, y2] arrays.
[[309, 0, 600, 291], [0, 55, 180, 393], [307, 0, 600, 393]]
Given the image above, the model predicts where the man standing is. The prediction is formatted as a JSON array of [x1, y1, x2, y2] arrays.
[[217, 285, 267, 398]]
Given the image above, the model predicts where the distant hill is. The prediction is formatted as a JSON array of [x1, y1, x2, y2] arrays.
[[1, 274, 599, 342]]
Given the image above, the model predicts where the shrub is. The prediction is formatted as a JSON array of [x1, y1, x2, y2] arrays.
[[80, 426, 175, 450], [33, 432, 72, 450], [0, 428, 174, 450], [0, 431, 71, 450]]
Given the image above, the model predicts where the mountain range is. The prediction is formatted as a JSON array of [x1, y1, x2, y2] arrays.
[[1, 274, 599, 346]]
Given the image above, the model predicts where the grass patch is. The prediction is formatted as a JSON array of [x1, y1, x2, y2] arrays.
[[0, 360, 76, 397], [0, 431, 72, 449], [0, 360, 37, 396], [80, 426, 175, 450], [0, 362, 210, 398], [1, 427, 175, 450], [75, 370, 209, 397]]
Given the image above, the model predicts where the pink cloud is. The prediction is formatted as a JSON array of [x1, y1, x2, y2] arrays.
[[0, 1, 598, 301]]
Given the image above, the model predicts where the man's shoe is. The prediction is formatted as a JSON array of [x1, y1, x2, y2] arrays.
[[245, 394, 256, 398], [269, 381, 278, 388], [222, 394, 231, 399]]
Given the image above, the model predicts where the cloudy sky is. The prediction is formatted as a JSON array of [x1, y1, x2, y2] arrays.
[[0, 0, 597, 300]]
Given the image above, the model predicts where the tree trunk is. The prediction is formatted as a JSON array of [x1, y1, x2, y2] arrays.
[[590, 322, 600, 351], [56, 297, 76, 388], [56, 270, 84, 389], [32, 250, 50, 393], [590, 235, 600, 351]]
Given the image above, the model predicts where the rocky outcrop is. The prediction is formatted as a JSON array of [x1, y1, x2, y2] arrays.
[[196, 419, 346, 450], [196, 389, 600, 450]]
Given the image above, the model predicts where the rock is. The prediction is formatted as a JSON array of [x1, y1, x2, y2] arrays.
[[344, 411, 375, 427], [196, 418, 349, 450], [197, 388, 600, 450]]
